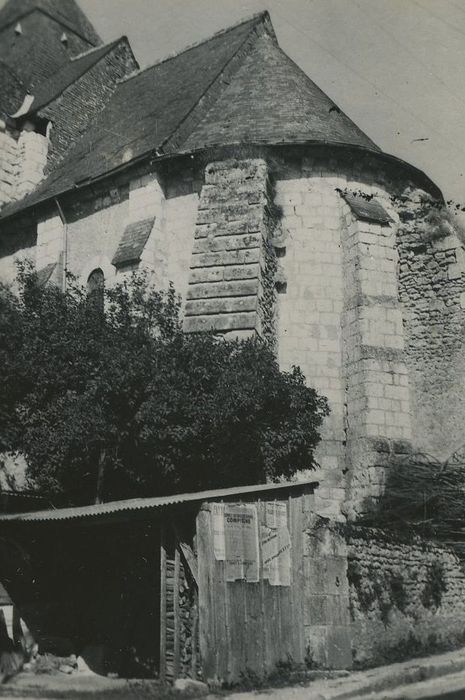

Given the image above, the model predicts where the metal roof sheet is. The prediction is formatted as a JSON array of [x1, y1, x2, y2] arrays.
[[0, 478, 320, 523]]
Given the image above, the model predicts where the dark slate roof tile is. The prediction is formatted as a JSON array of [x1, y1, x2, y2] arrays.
[[0, 0, 101, 45], [112, 218, 155, 267], [1, 14, 263, 217], [0, 12, 382, 221], [0, 61, 25, 115], [24, 38, 127, 116], [183, 33, 380, 153], [341, 192, 393, 225]]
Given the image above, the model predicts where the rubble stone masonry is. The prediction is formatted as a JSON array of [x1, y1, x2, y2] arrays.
[[396, 193, 465, 460], [348, 528, 465, 667]]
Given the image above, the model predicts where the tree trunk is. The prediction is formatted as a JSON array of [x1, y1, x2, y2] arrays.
[[95, 448, 106, 504]]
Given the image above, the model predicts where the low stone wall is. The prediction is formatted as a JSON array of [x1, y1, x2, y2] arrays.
[[348, 527, 465, 668]]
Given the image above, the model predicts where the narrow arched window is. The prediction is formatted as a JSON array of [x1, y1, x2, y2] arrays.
[[87, 268, 104, 313]]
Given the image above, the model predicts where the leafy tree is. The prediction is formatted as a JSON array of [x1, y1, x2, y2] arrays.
[[0, 265, 329, 505]]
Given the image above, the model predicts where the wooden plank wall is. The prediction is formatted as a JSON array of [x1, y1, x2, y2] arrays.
[[197, 493, 312, 684]]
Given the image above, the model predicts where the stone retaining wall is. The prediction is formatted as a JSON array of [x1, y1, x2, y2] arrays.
[[348, 527, 465, 668]]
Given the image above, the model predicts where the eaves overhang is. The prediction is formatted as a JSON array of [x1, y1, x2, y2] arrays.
[[0, 478, 320, 526], [0, 140, 444, 227]]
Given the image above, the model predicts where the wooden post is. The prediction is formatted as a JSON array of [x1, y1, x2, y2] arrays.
[[173, 544, 181, 679], [191, 586, 199, 678], [160, 523, 167, 681]]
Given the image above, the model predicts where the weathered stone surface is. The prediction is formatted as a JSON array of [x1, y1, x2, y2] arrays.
[[187, 279, 259, 300], [190, 249, 260, 268], [185, 296, 257, 316], [348, 527, 465, 668], [184, 158, 276, 339], [183, 312, 257, 333], [192, 233, 261, 254]]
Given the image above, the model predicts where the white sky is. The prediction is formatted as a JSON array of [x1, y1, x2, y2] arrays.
[[6, 0, 465, 202]]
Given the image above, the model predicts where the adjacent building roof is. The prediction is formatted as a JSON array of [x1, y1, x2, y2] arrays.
[[0, 61, 25, 115], [0, 11, 384, 221], [0, 0, 101, 46], [112, 218, 155, 268], [18, 38, 129, 117], [0, 478, 319, 524]]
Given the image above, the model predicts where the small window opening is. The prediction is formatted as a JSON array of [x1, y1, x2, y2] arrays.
[[87, 268, 105, 312], [14, 22, 22, 36], [60, 32, 68, 46]]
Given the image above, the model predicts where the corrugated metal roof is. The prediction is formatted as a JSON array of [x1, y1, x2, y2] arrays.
[[0, 478, 320, 523]]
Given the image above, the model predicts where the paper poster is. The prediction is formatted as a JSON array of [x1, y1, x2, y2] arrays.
[[262, 502, 291, 586], [224, 504, 259, 583], [212, 503, 225, 561]]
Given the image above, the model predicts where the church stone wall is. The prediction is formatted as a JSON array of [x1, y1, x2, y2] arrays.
[[22, 161, 200, 296], [0, 214, 36, 285], [275, 168, 346, 518], [0, 121, 19, 207], [396, 195, 465, 461], [3, 147, 465, 518], [0, 122, 48, 207]]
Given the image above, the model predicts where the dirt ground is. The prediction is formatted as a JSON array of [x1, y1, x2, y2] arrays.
[[0, 673, 196, 699]]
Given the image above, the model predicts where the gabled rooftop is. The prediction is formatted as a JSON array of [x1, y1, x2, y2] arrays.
[[15, 37, 133, 118], [1, 10, 389, 221]]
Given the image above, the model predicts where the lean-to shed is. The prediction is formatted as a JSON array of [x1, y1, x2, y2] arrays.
[[0, 479, 351, 683]]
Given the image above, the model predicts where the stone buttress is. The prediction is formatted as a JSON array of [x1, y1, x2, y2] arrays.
[[184, 159, 277, 341]]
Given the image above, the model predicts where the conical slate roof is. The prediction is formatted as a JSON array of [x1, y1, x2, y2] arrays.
[[0, 0, 101, 45], [183, 30, 379, 152], [1, 12, 381, 219]]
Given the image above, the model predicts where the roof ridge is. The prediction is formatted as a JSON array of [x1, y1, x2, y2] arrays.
[[118, 10, 271, 87], [70, 37, 124, 63], [19, 37, 132, 118], [160, 15, 274, 154]]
